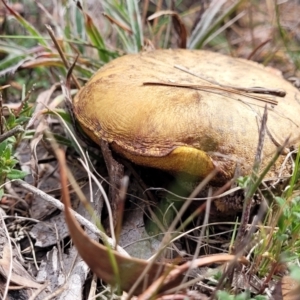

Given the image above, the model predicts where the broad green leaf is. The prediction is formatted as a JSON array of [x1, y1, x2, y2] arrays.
[[2, 145, 12, 161], [7, 169, 29, 180], [6, 158, 18, 168], [0, 141, 8, 156]]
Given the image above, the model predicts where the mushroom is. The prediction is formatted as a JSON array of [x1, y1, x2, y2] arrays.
[[73, 49, 300, 184]]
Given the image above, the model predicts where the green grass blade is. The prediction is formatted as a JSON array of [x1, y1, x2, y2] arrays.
[[1, 0, 48, 47], [78, 5, 109, 62], [286, 146, 300, 199], [126, 0, 143, 51], [0, 54, 27, 77], [188, 0, 244, 49]]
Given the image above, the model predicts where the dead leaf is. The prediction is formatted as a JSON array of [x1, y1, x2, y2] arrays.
[[0, 245, 42, 289], [30, 213, 70, 247], [118, 198, 161, 259], [35, 247, 89, 300], [138, 254, 249, 299], [273, 276, 300, 300], [57, 149, 183, 295]]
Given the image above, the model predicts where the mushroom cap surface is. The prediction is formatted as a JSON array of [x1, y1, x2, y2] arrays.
[[73, 49, 300, 183]]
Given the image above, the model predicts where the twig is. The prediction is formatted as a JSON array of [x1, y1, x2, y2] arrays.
[[42, 282, 67, 300], [115, 176, 129, 247], [235, 105, 268, 251], [28, 282, 48, 300], [12, 179, 130, 257], [88, 273, 98, 300], [0, 125, 24, 143], [100, 140, 124, 230]]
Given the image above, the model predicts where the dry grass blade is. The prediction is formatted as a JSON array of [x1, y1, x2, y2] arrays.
[[148, 10, 187, 48], [146, 186, 242, 201], [138, 254, 249, 300], [174, 64, 286, 97], [234, 105, 268, 253], [0, 214, 11, 300], [103, 13, 133, 34], [56, 149, 184, 295], [0, 85, 10, 91], [143, 81, 279, 105], [0, 216, 42, 291], [0, 246, 42, 290], [45, 25, 81, 90], [1, 0, 48, 47]]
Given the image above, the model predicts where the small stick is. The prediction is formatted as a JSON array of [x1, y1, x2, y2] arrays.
[[234, 105, 268, 253], [12, 179, 130, 257], [0, 125, 24, 143]]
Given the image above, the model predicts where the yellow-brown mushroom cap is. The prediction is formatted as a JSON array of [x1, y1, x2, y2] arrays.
[[73, 49, 300, 183]]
